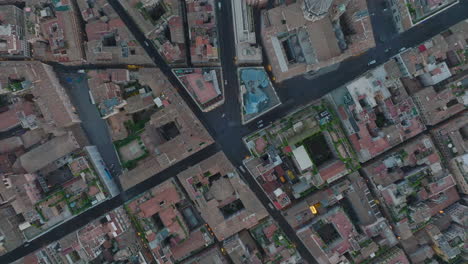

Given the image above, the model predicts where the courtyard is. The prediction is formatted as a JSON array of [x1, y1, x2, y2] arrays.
[[116, 135, 149, 169], [300, 133, 335, 167], [118, 138, 146, 162]]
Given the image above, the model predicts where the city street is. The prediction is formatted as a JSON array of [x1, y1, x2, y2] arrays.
[[366, 0, 398, 44], [1, 0, 467, 263]]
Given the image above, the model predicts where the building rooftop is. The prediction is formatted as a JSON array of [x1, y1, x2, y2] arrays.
[[328, 64, 426, 162], [249, 218, 303, 263], [444, 202, 467, 226], [261, 0, 375, 81], [231, 0, 262, 64], [223, 230, 262, 264], [283, 179, 350, 229], [173, 68, 224, 111], [244, 101, 358, 206], [397, 21, 468, 78], [364, 135, 440, 187], [76, 0, 153, 64], [186, 0, 220, 65], [0, 5, 29, 57], [292, 146, 313, 171], [425, 224, 461, 261], [412, 84, 465, 126], [118, 0, 186, 64], [119, 68, 213, 190], [78, 210, 127, 259], [132, 181, 181, 218], [303, 0, 334, 17], [37, 1, 84, 63], [0, 173, 40, 216], [18, 132, 80, 173], [16, 206, 140, 263], [0, 100, 36, 132], [177, 151, 269, 241], [364, 134, 461, 230], [87, 70, 127, 118], [239, 67, 281, 124], [405, 0, 457, 25], [0, 62, 80, 129], [181, 246, 228, 264], [431, 111, 468, 160], [126, 179, 213, 263], [296, 206, 358, 264]]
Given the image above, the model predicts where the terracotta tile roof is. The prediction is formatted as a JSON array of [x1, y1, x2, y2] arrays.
[[428, 175, 455, 197], [319, 161, 346, 182], [327, 209, 354, 254], [108, 18, 125, 29], [137, 183, 181, 218], [138, 197, 162, 218], [85, 22, 109, 41], [263, 223, 278, 240], [159, 207, 177, 227], [427, 152, 440, 164], [255, 137, 267, 153], [184, 71, 219, 104], [90, 82, 121, 104], [22, 254, 39, 264], [0, 101, 35, 131], [88, 185, 100, 196], [381, 188, 394, 205], [171, 230, 206, 260], [109, 69, 129, 83], [32, 63, 80, 128], [428, 187, 460, 216], [147, 232, 156, 242]]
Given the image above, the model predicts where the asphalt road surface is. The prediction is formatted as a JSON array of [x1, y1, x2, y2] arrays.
[[367, 0, 398, 44], [1, 0, 467, 263]]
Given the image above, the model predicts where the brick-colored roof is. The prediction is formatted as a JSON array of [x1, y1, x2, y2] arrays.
[[327, 209, 354, 254], [85, 21, 109, 41], [137, 183, 181, 218], [428, 186, 460, 216], [184, 71, 218, 104], [171, 230, 206, 260], [0, 101, 35, 131], [263, 223, 278, 240], [108, 18, 125, 29], [319, 161, 346, 182], [109, 69, 129, 83], [32, 63, 80, 128]]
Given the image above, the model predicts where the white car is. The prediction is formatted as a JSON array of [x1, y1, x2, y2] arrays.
[[238, 165, 246, 173], [368, 60, 376, 66]]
